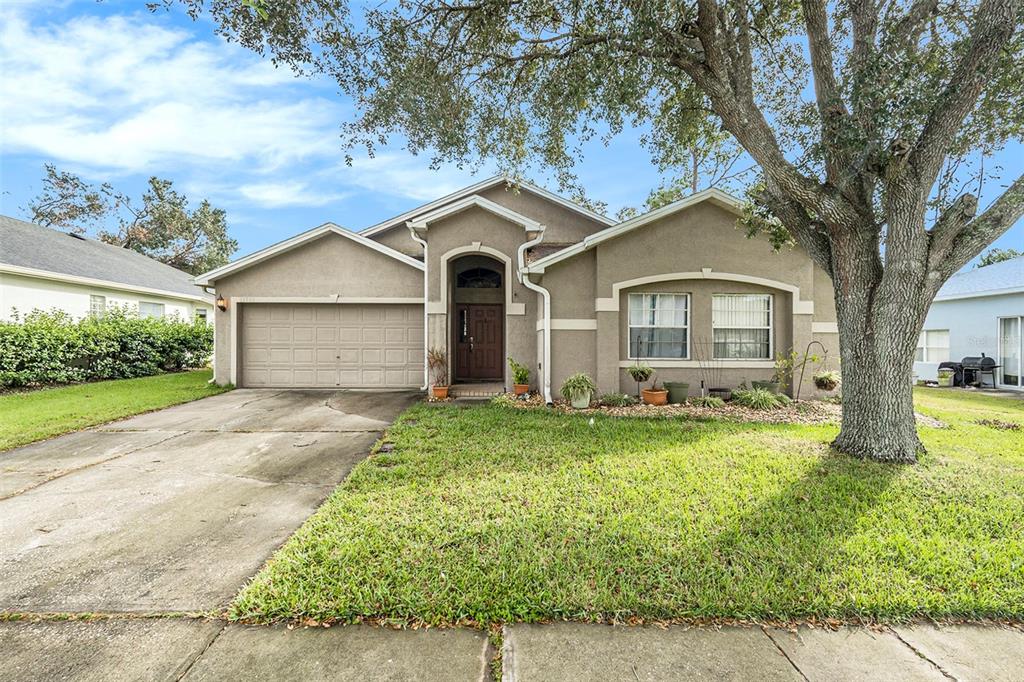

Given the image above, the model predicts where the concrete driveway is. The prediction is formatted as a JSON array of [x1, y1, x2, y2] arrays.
[[0, 389, 419, 613]]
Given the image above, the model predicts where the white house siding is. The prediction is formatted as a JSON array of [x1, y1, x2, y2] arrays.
[[0, 272, 211, 322], [913, 291, 1024, 387]]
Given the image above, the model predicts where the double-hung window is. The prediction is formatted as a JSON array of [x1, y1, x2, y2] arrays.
[[914, 330, 949, 363], [712, 294, 773, 359], [138, 302, 165, 319], [628, 293, 689, 359]]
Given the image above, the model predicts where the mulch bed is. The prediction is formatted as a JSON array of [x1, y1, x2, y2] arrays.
[[497, 393, 946, 428]]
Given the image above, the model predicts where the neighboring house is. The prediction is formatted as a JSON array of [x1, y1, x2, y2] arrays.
[[1, 215, 213, 323], [913, 255, 1023, 390], [196, 176, 839, 398]]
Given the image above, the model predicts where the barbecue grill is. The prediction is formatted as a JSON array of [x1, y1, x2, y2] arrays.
[[939, 354, 999, 388]]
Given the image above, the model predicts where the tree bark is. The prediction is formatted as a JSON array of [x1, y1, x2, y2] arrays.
[[829, 230, 928, 463]]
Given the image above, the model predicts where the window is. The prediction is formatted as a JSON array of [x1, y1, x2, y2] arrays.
[[999, 317, 1021, 387], [915, 329, 949, 363], [89, 295, 106, 319], [628, 293, 689, 359], [456, 267, 501, 288], [712, 294, 772, 359], [138, 302, 165, 319], [195, 308, 208, 323]]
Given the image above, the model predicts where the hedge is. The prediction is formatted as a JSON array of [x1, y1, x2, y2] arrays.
[[0, 309, 214, 388]]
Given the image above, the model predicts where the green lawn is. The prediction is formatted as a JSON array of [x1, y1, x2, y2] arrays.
[[232, 388, 1024, 625], [0, 370, 230, 451]]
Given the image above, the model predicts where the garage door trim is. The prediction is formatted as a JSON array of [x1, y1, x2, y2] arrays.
[[229, 296, 424, 386]]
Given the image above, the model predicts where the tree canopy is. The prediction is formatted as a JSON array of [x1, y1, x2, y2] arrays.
[[28, 165, 237, 275], [976, 246, 1023, 267], [178, 0, 1024, 462]]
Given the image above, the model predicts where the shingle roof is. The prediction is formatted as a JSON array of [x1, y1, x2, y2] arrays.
[[0, 215, 208, 299], [936, 255, 1024, 300]]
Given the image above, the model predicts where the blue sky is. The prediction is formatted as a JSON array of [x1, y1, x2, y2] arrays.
[[1, 0, 1021, 264]]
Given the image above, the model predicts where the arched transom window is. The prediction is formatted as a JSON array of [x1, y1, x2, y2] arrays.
[[456, 267, 502, 289]]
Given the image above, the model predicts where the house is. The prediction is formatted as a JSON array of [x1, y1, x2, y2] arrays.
[[913, 255, 1023, 390], [195, 177, 840, 398], [1, 215, 213, 323]]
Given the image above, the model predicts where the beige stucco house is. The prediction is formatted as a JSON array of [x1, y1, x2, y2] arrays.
[[196, 176, 839, 399]]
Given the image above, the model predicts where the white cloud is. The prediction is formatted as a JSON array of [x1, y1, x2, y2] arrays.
[[237, 180, 349, 208], [339, 153, 491, 202], [0, 12, 341, 174]]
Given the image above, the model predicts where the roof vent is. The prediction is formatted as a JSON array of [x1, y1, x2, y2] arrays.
[[68, 233, 86, 240]]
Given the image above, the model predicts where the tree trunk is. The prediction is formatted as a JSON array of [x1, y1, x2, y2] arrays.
[[828, 231, 928, 463]]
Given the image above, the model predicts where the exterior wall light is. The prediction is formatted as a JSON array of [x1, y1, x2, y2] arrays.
[[216, 295, 228, 311]]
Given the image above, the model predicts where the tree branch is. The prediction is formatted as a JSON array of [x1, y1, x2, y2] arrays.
[[909, 0, 1020, 187], [939, 173, 1024, 277], [759, 180, 835, 277], [801, 0, 852, 184]]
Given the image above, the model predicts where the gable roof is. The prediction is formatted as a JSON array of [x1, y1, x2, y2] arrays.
[[523, 188, 744, 274], [360, 174, 614, 237], [194, 222, 424, 286], [935, 255, 1024, 301], [407, 195, 544, 231], [0, 214, 209, 301]]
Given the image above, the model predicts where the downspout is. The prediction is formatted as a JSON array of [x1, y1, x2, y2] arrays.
[[517, 229, 553, 405], [407, 224, 430, 392]]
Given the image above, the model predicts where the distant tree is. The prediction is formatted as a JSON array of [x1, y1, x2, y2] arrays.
[[27, 164, 237, 275], [976, 247, 1023, 267], [181, 0, 1024, 463]]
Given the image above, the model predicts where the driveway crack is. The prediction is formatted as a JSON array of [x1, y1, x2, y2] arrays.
[[761, 627, 809, 682], [176, 622, 226, 680], [0, 431, 189, 501]]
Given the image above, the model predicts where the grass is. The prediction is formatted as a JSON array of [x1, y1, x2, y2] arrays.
[[0, 370, 229, 451], [232, 388, 1024, 625]]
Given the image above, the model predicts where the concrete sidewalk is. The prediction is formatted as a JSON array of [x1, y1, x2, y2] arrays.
[[503, 622, 1024, 681], [4, 619, 1022, 681]]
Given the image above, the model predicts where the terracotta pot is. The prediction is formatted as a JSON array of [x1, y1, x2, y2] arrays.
[[513, 383, 530, 396], [432, 385, 450, 399], [641, 388, 668, 405]]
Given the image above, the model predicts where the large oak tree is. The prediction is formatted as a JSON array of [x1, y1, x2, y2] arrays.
[[182, 0, 1024, 462]]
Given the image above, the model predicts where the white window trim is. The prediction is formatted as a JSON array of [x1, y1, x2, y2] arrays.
[[997, 316, 1023, 390], [626, 292, 691, 361], [711, 293, 774, 361], [916, 329, 951, 363]]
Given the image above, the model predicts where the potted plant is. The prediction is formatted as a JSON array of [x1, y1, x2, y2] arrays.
[[427, 347, 449, 399], [508, 357, 530, 395], [663, 380, 689, 404], [626, 363, 653, 398], [641, 376, 669, 405], [561, 372, 596, 408], [813, 369, 841, 391]]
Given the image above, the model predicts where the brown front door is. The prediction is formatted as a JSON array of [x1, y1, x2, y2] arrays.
[[455, 304, 503, 380]]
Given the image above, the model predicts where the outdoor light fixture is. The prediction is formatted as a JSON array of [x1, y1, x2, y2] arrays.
[[216, 295, 228, 311]]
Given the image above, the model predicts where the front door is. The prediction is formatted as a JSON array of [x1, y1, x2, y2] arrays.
[[455, 304, 503, 380]]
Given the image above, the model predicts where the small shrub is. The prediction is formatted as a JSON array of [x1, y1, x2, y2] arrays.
[[508, 357, 530, 384], [599, 392, 637, 407], [689, 395, 725, 408], [733, 388, 783, 410], [774, 393, 793, 406], [490, 393, 520, 408], [560, 372, 597, 402]]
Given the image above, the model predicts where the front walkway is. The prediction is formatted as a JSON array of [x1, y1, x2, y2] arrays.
[[3, 619, 1022, 681]]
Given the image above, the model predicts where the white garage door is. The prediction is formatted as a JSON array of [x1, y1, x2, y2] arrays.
[[240, 303, 424, 388]]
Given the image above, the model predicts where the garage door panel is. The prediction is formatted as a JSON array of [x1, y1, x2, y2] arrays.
[[241, 303, 422, 388]]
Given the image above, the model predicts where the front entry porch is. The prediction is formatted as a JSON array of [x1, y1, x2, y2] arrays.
[[448, 381, 505, 399]]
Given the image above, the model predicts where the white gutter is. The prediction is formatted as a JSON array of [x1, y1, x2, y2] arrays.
[[517, 229, 553, 405], [407, 224, 430, 392]]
